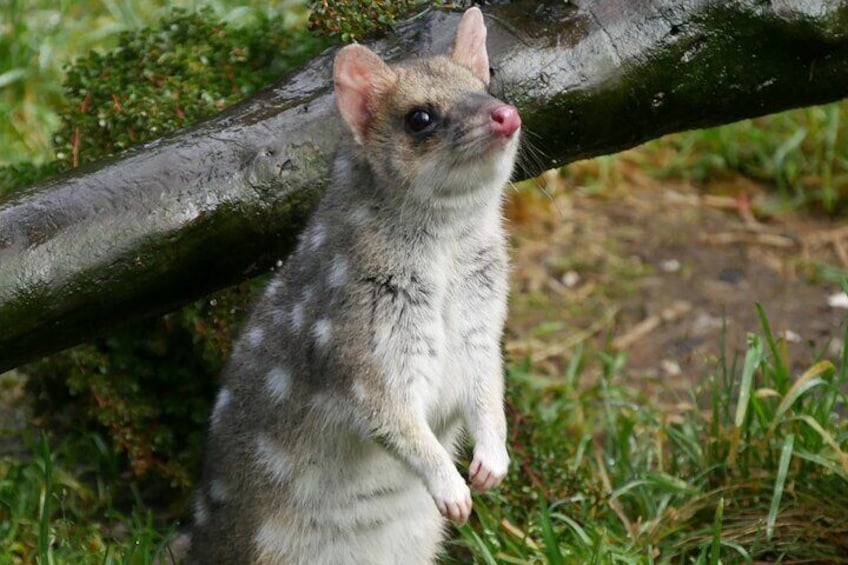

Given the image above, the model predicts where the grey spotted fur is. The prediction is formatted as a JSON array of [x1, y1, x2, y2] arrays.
[[188, 8, 520, 564]]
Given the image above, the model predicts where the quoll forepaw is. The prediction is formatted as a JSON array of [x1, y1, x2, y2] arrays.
[[430, 469, 472, 525], [469, 443, 509, 492]]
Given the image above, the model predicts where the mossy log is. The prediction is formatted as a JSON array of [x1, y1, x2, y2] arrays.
[[1, 0, 847, 372]]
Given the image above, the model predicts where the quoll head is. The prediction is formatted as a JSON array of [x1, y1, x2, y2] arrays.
[[333, 7, 521, 206]]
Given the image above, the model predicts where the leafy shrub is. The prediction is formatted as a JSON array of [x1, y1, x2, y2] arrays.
[[53, 8, 321, 167], [26, 289, 254, 492], [309, 0, 423, 41]]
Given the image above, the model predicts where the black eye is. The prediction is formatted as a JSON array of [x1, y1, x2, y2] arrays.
[[405, 108, 436, 134]]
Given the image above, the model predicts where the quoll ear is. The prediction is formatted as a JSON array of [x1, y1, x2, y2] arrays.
[[449, 7, 490, 85], [334, 44, 396, 145]]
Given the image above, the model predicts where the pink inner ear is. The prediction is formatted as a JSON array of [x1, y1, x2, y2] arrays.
[[450, 7, 490, 84], [334, 45, 393, 144]]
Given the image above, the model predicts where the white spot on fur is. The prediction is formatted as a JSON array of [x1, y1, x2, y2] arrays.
[[327, 254, 349, 288], [309, 224, 327, 250], [211, 388, 232, 428], [352, 380, 369, 402], [289, 302, 304, 331], [264, 278, 282, 298], [194, 496, 209, 526], [255, 433, 292, 485], [350, 206, 372, 225], [312, 319, 332, 347], [254, 518, 293, 560], [248, 326, 265, 348], [266, 366, 292, 403], [209, 479, 230, 503], [291, 470, 323, 503], [289, 288, 313, 332]]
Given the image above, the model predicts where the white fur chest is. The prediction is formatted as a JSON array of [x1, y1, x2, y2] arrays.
[[397, 202, 508, 424]]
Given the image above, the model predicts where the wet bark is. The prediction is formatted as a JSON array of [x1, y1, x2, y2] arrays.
[[1, 0, 847, 372]]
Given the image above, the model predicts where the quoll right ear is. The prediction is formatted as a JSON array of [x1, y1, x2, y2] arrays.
[[334, 45, 396, 145], [450, 7, 490, 85]]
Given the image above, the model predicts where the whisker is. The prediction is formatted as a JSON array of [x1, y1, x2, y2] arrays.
[[517, 135, 550, 179], [515, 127, 570, 220]]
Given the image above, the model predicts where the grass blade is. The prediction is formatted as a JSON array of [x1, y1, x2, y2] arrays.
[[459, 527, 498, 565], [755, 303, 789, 390], [710, 496, 724, 565], [37, 432, 53, 565], [0, 68, 28, 88], [838, 277, 848, 385], [558, 514, 592, 547], [767, 433, 795, 542], [729, 334, 762, 467], [734, 334, 762, 429], [539, 497, 564, 564], [793, 414, 848, 476], [767, 360, 833, 437]]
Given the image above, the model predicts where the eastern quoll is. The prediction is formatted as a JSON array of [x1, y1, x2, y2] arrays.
[[188, 7, 521, 564]]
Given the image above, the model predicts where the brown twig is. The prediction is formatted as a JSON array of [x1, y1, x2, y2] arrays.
[[611, 301, 692, 351]]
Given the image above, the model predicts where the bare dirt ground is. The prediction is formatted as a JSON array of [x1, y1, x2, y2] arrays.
[[504, 152, 848, 408]]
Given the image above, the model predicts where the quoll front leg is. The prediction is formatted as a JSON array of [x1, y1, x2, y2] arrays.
[[350, 360, 474, 524], [366, 400, 474, 524], [461, 305, 510, 492], [462, 322, 510, 492], [455, 240, 511, 493]]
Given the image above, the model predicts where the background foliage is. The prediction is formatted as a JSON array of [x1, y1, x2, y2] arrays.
[[0, 0, 310, 167], [4, 0, 327, 500], [0, 0, 846, 562]]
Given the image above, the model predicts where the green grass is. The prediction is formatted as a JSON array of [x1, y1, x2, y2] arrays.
[[643, 101, 848, 213], [0, 431, 180, 564], [445, 306, 848, 563], [3, 305, 846, 562]]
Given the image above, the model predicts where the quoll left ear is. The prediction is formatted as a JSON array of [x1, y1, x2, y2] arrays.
[[334, 44, 397, 145], [450, 7, 490, 85]]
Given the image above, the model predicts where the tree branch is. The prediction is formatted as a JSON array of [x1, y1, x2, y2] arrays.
[[1, 0, 846, 372]]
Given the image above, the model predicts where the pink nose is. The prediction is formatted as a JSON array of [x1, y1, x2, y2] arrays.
[[491, 104, 521, 137]]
